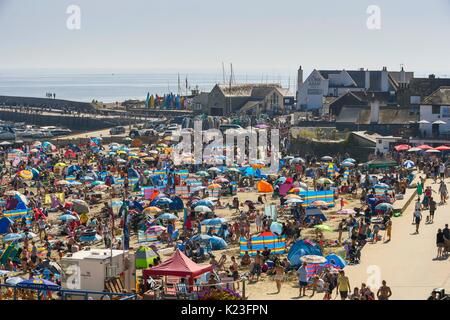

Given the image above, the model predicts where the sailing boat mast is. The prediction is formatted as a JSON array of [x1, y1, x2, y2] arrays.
[[177, 73, 181, 96], [222, 62, 226, 84]]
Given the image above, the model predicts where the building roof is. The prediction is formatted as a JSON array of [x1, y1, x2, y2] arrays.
[[407, 78, 450, 98], [423, 86, 450, 105], [239, 100, 262, 113], [216, 83, 282, 97], [336, 106, 418, 124]]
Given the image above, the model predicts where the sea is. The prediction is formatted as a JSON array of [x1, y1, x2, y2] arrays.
[[0, 69, 296, 103]]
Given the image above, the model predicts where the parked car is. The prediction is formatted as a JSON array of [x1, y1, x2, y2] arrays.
[[110, 126, 126, 135]]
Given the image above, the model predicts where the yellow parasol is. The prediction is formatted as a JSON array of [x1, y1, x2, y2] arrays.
[[18, 170, 33, 180], [208, 183, 222, 189]]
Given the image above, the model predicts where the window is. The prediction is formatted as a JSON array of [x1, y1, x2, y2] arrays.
[[432, 105, 440, 114]]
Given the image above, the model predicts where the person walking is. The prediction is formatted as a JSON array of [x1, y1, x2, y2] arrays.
[[414, 208, 422, 234], [297, 262, 308, 297], [436, 229, 445, 259], [438, 181, 448, 205], [336, 270, 351, 300]]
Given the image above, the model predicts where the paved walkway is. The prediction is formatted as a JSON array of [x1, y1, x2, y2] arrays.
[[344, 178, 450, 299]]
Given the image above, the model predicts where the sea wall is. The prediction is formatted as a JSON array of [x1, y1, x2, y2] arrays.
[[0, 95, 96, 113], [0, 110, 129, 131]]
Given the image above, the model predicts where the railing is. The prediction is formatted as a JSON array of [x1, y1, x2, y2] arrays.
[[0, 283, 137, 300]]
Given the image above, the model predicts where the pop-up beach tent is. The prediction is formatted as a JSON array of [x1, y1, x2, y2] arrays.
[[143, 249, 212, 291], [0, 217, 13, 234], [257, 180, 274, 193], [239, 231, 286, 256], [135, 246, 159, 269], [288, 239, 323, 267]]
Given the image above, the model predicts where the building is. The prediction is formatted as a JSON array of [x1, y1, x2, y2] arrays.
[[296, 66, 413, 110], [205, 83, 291, 116], [418, 86, 450, 138], [335, 98, 418, 136]]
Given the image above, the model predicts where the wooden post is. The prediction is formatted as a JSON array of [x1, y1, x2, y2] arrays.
[[242, 279, 246, 300]]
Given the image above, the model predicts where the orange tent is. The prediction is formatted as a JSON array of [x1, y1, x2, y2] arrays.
[[257, 180, 274, 193]]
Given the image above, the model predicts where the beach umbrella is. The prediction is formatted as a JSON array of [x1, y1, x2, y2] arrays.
[[154, 193, 169, 200], [72, 199, 90, 214], [321, 156, 333, 162], [290, 157, 306, 164], [317, 178, 333, 185], [90, 180, 105, 186], [17, 278, 61, 291], [54, 162, 67, 169], [196, 171, 209, 177], [18, 170, 33, 180], [157, 213, 178, 220], [193, 200, 215, 208], [3, 233, 23, 242], [417, 144, 432, 150], [207, 183, 222, 189], [207, 167, 222, 173], [81, 176, 95, 181], [288, 187, 305, 193], [283, 156, 294, 160], [285, 194, 302, 200], [326, 254, 347, 269], [214, 177, 229, 183], [93, 184, 108, 191], [426, 149, 441, 153], [143, 207, 161, 214], [59, 214, 78, 222], [55, 180, 70, 186], [343, 158, 356, 163], [285, 198, 304, 204], [435, 145, 450, 151], [418, 120, 430, 124], [148, 150, 159, 155], [146, 225, 166, 234], [300, 255, 327, 264], [194, 205, 212, 213], [336, 208, 356, 215], [226, 168, 241, 173], [270, 222, 283, 235], [0, 141, 12, 146], [394, 144, 410, 151], [341, 161, 355, 167], [298, 182, 308, 189], [201, 218, 226, 225], [21, 232, 37, 239], [5, 276, 24, 285], [407, 147, 422, 152], [374, 183, 390, 189], [375, 203, 394, 211], [191, 186, 207, 192], [403, 160, 415, 168], [155, 198, 173, 206], [311, 200, 328, 207], [203, 197, 219, 202], [314, 225, 333, 232], [433, 120, 447, 125]]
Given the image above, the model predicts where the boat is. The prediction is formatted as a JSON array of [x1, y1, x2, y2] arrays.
[[0, 125, 17, 140]]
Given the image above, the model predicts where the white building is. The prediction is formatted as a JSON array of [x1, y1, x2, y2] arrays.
[[296, 66, 413, 110], [419, 87, 450, 138], [59, 249, 136, 296]]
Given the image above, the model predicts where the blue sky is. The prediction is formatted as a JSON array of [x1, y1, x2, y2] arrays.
[[0, 0, 449, 76]]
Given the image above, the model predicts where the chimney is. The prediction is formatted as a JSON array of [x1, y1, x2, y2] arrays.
[[370, 93, 380, 124], [297, 65, 303, 102], [399, 66, 406, 83], [381, 66, 389, 91], [365, 69, 370, 90]]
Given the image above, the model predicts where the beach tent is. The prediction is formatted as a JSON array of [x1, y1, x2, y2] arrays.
[[287, 239, 323, 267], [0, 217, 13, 235], [325, 253, 346, 269], [239, 231, 286, 256], [168, 196, 184, 211], [209, 236, 228, 250], [143, 249, 212, 290], [135, 246, 159, 269], [257, 180, 274, 193], [304, 208, 327, 224]]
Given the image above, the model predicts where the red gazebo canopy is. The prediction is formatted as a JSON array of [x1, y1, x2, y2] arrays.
[[394, 144, 411, 151], [435, 145, 450, 151], [417, 144, 432, 150], [143, 249, 212, 278]]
